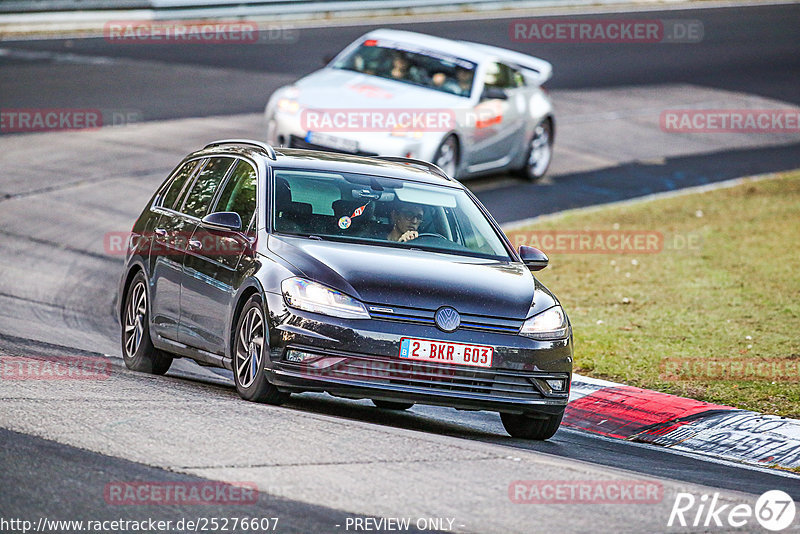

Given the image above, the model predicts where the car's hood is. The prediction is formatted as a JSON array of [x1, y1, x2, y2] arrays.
[[293, 68, 470, 110], [268, 235, 535, 319]]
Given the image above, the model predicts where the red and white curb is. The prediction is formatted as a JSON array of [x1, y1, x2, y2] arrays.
[[566, 374, 800, 470]]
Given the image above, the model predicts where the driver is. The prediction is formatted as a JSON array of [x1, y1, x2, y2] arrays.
[[387, 202, 424, 242]]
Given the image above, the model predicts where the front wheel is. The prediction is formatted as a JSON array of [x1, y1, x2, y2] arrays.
[[121, 271, 173, 375], [233, 294, 289, 405], [500, 409, 564, 440], [517, 120, 553, 181], [432, 135, 459, 179]]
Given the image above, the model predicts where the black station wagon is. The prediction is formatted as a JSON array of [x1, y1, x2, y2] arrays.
[[118, 139, 572, 439]]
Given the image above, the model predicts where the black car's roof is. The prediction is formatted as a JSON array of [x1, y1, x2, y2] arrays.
[[190, 143, 460, 188]]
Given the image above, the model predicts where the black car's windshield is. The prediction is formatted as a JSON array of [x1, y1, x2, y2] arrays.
[[332, 39, 476, 98], [272, 168, 511, 260]]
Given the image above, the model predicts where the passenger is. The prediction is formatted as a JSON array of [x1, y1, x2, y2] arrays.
[[432, 72, 449, 88], [431, 67, 473, 96], [390, 53, 412, 80], [387, 202, 424, 242]]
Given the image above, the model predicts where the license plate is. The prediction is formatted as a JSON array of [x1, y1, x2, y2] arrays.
[[306, 131, 359, 153], [399, 338, 493, 368]]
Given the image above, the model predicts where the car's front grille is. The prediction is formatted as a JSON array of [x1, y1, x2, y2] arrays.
[[366, 304, 522, 335], [288, 135, 378, 156], [297, 355, 548, 399]]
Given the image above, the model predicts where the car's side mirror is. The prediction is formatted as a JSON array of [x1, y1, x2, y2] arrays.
[[322, 54, 335, 65], [481, 86, 508, 101], [201, 211, 242, 232], [519, 245, 548, 271]]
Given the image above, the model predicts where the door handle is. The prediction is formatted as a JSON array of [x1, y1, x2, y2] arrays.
[[188, 239, 202, 251]]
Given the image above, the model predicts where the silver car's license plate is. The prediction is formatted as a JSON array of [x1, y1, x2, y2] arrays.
[[306, 132, 359, 153]]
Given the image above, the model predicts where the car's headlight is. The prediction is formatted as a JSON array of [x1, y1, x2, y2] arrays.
[[281, 277, 370, 319], [520, 306, 568, 340], [390, 126, 424, 139], [277, 98, 300, 114]]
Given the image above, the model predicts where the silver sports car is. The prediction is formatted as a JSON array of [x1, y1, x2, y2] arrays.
[[265, 29, 555, 180]]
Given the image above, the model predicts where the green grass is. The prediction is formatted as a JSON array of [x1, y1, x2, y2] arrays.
[[508, 171, 800, 417]]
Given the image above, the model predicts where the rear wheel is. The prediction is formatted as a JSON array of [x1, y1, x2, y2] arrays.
[[500, 409, 564, 440], [121, 271, 173, 375], [372, 399, 415, 411], [433, 135, 459, 179], [233, 294, 288, 405]]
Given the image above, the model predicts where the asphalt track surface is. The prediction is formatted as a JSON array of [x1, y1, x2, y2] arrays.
[[1, 3, 800, 533], [2, 3, 800, 222]]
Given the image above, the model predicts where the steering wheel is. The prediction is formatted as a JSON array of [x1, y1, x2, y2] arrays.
[[415, 232, 447, 240]]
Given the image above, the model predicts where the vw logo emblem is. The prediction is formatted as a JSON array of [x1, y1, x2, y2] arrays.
[[435, 306, 460, 332]]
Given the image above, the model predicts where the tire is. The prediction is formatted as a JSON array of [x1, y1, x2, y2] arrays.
[[517, 119, 553, 181], [121, 271, 173, 375], [500, 409, 564, 440], [372, 399, 415, 411], [233, 294, 289, 405], [432, 135, 459, 179]]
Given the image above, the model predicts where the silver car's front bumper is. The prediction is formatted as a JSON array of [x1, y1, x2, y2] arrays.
[[266, 111, 437, 160]]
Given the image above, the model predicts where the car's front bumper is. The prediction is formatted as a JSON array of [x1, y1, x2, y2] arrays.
[[263, 293, 572, 415]]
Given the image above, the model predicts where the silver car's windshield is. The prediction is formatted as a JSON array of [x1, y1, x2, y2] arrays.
[[332, 39, 477, 98], [272, 169, 511, 260]]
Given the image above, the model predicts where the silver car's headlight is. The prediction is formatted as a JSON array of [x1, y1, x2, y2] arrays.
[[281, 277, 370, 319], [520, 306, 568, 340], [276, 98, 300, 114]]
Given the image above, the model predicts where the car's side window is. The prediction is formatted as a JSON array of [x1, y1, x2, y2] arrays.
[[511, 67, 526, 88], [160, 159, 200, 210], [181, 157, 235, 218], [484, 62, 516, 90], [213, 160, 257, 230]]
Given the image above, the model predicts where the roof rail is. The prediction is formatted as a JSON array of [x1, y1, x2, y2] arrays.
[[372, 156, 451, 181], [204, 139, 277, 160]]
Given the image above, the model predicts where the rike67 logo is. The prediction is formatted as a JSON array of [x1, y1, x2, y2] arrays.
[[668, 490, 796, 531]]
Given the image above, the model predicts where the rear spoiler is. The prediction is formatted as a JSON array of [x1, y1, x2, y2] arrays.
[[460, 41, 553, 86]]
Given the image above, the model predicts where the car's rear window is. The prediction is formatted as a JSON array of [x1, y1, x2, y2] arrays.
[[271, 168, 510, 260], [182, 157, 235, 218], [160, 159, 199, 211]]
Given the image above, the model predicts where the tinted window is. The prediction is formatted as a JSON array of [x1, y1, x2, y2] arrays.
[[213, 160, 257, 228], [182, 157, 235, 218], [511, 67, 526, 87], [484, 62, 517, 89], [161, 159, 199, 210]]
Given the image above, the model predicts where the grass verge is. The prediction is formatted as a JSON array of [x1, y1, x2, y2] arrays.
[[505, 171, 800, 417]]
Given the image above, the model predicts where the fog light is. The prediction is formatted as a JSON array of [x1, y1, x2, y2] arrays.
[[285, 349, 315, 363], [545, 378, 566, 392]]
